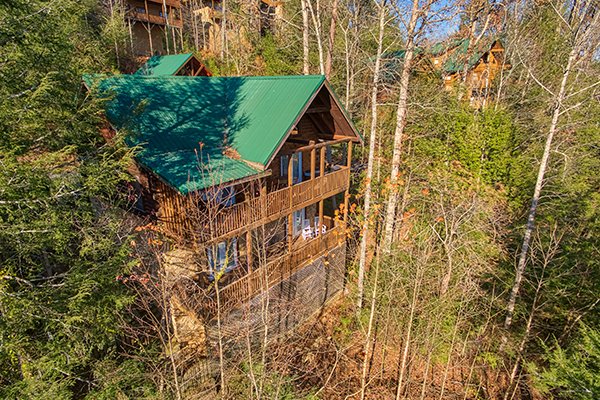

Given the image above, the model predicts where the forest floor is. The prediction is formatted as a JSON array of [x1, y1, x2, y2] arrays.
[[270, 298, 541, 400]]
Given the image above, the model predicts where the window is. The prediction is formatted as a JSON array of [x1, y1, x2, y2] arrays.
[[207, 239, 238, 277], [280, 152, 303, 184], [292, 208, 306, 237], [201, 186, 236, 207]]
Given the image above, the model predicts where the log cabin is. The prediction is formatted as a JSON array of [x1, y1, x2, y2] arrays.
[[83, 73, 363, 347], [135, 53, 212, 76], [433, 38, 510, 106], [124, 0, 185, 56], [381, 38, 510, 107]]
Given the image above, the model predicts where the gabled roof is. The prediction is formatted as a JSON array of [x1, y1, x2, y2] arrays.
[[379, 38, 504, 77], [135, 53, 196, 76], [83, 74, 333, 194], [440, 38, 487, 74]]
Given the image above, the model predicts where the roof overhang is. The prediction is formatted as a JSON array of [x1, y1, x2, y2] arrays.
[[263, 78, 363, 169]]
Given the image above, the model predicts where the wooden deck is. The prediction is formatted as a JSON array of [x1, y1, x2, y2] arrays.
[[203, 225, 345, 314], [127, 10, 183, 28], [160, 165, 350, 243]]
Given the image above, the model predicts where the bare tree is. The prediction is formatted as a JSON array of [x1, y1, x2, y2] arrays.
[[357, 0, 388, 309], [382, 0, 453, 252], [302, 0, 311, 74], [325, 0, 340, 78], [504, 0, 600, 329]]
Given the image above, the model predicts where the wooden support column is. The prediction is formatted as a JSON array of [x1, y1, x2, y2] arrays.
[[287, 153, 294, 251], [179, 8, 184, 49], [343, 141, 353, 228], [246, 229, 253, 273], [319, 146, 325, 237], [310, 141, 316, 180]]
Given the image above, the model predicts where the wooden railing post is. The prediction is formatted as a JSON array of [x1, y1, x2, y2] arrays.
[[288, 153, 294, 251], [246, 229, 253, 273], [319, 146, 326, 237], [343, 141, 353, 228]]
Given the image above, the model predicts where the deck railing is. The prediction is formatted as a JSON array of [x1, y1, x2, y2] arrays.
[[203, 225, 344, 313], [127, 10, 183, 28], [189, 166, 350, 242]]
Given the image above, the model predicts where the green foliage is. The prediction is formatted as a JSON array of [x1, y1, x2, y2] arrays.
[[533, 326, 600, 400], [0, 0, 148, 397], [410, 94, 515, 186]]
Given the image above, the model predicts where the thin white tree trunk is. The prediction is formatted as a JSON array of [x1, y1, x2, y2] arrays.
[[357, 0, 386, 309], [325, 0, 339, 79], [220, 0, 226, 60], [504, 48, 577, 329], [307, 0, 325, 75], [301, 0, 310, 74], [382, 0, 421, 252], [395, 269, 420, 400], [359, 250, 381, 399]]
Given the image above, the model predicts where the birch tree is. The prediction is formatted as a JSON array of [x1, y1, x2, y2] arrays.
[[504, 0, 600, 329], [302, 0, 310, 74], [382, 0, 452, 252], [357, 0, 388, 309]]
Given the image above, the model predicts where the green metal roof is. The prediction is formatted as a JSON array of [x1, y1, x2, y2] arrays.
[[379, 38, 496, 77], [440, 39, 484, 74], [135, 53, 194, 76], [83, 74, 326, 194]]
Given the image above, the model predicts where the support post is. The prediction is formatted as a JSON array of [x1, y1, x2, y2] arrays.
[[179, 7, 184, 49], [343, 141, 353, 228], [246, 229, 252, 273], [310, 141, 316, 180], [288, 153, 294, 251], [319, 146, 325, 238]]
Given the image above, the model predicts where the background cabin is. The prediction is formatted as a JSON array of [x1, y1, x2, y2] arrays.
[[135, 53, 212, 76], [124, 0, 184, 56]]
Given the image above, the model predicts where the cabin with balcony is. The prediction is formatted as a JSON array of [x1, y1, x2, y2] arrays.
[[125, 0, 184, 56], [381, 38, 510, 107], [135, 53, 212, 76], [84, 73, 362, 365]]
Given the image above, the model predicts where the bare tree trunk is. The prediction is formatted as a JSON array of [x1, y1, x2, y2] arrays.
[[395, 267, 420, 400], [214, 278, 227, 394], [307, 0, 325, 74], [220, 0, 226, 60], [360, 249, 381, 399], [357, 0, 386, 309], [301, 0, 310, 74], [504, 48, 577, 329], [382, 0, 421, 252], [324, 0, 339, 79]]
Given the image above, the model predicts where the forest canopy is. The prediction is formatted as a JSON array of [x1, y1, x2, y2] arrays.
[[0, 0, 598, 399]]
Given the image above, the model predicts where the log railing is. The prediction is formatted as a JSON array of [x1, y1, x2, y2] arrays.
[[127, 10, 183, 28], [204, 225, 344, 313], [184, 166, 350, 243]]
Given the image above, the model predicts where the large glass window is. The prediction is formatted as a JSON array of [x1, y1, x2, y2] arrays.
[[206, 239, 238, 277], [201, 185, 236, 208], [280, 152, 303, 184]]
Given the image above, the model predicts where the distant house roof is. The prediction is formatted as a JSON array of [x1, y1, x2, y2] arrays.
[[83, 74, 338, 194], [135, 53, 211, 77], [380, 38, 503, 77], [439, 38, 496, 74]]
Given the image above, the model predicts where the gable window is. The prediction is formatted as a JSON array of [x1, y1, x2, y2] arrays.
[[207, 239, 238, 277]]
